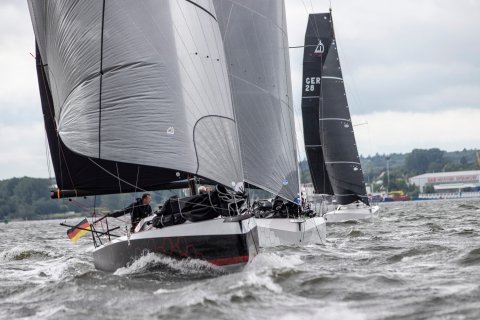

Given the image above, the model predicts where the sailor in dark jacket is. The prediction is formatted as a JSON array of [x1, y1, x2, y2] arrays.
[[109, 193, 152, 232]]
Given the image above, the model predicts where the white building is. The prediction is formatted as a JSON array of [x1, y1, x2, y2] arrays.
[[409, 170, 480, 193]]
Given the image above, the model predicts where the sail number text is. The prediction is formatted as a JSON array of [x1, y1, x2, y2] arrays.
[[305, 77, 320, 92]]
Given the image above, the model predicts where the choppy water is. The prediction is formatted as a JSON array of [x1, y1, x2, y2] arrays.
[[1, 199, 480, 320]]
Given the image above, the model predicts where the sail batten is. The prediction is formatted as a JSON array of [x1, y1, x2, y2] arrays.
[[29, 0, 245, 196]]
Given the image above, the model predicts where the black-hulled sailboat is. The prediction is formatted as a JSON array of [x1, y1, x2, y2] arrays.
[[213, 0, 326, 246], [28, 0, 258, 272], [301, 11, 379, 223]]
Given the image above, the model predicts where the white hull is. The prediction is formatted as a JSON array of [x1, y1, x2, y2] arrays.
[[325, 204, 380, 223], [256, 217, 326, 247], [93, 216, 258, 272]]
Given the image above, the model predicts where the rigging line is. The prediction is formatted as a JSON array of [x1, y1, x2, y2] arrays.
[[93, 195, 97, 217], [173, 196, 234, 213], [134, 165, 140, 201], [115, 163, 122, 194], [300, 2, 322, 46], [98, 0, 106, 158], [43, 130, 53, 187], [289, 44, 317, 49], [221, 2, 234, 43], [300, 0, 320, 42], [87, 158, 148, 193]]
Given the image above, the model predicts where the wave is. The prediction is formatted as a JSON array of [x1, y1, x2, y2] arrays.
[[459, 247, 480, 266], [152, 266, 283, 308], [247, 252, 304, 272], [422, 222, 445, 233], [113, 252, 224, 277], [386, 244, 448, 263], [458, 204, 479, 210], [347, 229, 365, 237], [0, 247, 52, 262]]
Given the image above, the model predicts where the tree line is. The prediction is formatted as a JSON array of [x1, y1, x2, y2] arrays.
[[360, 148, 479, 197], [301, 148, 479, 197], [0, 177, 183, 221]]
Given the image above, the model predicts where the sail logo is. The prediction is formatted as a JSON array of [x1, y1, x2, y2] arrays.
[[314, 40, 324, 55], [167, 127, 175, 135], [282, 179, 289, 185]]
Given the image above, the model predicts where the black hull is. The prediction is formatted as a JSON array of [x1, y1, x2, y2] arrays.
[[93, 219, 258, 272]]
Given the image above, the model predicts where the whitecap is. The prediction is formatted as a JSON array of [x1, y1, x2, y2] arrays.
[[114, 252, 223, 276]]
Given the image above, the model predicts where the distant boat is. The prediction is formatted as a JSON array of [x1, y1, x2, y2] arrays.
[[300, 10, 379, 223], [28, 0, 258, 272], [384, 191, 410, 202], [213, 0, 326, 247]]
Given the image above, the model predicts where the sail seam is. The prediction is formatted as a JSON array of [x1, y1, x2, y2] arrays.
[[322, 76, 343, 80], [319, 118, 351, 122], [325, 161, 361, 164]]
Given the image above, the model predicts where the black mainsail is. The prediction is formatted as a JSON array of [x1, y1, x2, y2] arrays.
[[301, 12, 368, 205]]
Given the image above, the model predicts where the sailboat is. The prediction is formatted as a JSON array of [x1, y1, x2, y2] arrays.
[[212, 0, 326, 247], [301, 11, 379, 223], [28, 0, 258, 272]]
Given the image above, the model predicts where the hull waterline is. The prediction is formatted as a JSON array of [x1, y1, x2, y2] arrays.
[[93, 217, 258, 272], [325, 205, 380, 223], [256, 217, 326, 247]]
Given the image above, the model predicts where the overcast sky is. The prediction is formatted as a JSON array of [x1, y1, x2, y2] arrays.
[[0, 0, 479, 179]]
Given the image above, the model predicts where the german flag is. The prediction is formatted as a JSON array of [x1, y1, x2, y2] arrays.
[[67, 218, 91, 243]]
